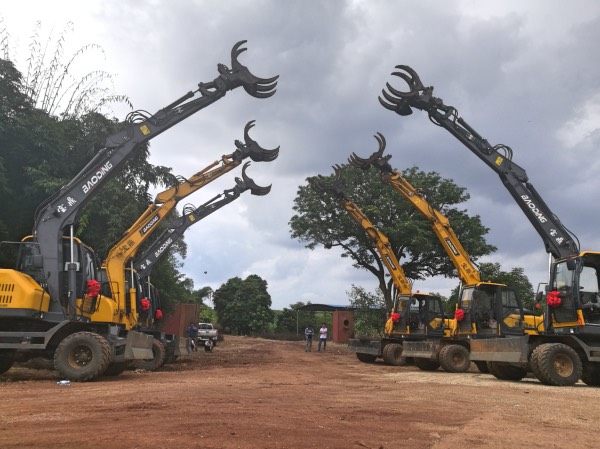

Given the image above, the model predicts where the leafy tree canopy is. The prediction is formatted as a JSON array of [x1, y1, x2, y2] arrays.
[[290, 164, 496, 309], [213, 275, 275, 335]]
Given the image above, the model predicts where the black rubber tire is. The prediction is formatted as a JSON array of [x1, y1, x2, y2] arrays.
[[474, 360, 490, 374], [356, 353, 377, 363], [439, 344, 470, 373], [54, 332, 111, 382], [131, 339, 166, 371], [382, 343, 407, 366], [414, 357, 440, 371], [487, 362, 527, 381], [581, 362, 600, 386], [0, 349, 16, 375], [103, 361, 131, 376], [529, 345, 547, 384], [533, 343, 582, 386]]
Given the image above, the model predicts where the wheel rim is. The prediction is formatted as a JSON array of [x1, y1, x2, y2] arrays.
[[68, 344, 93, 368], [452, 352, 466, 367], [554, 354, 574, 378]]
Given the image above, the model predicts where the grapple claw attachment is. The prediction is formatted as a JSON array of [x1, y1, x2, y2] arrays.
[[378, 64, 433, 116], [310, 165, 348, 202], [348, 133, 394, 174], [235, 120, 280, 162], [228, 40, 279, 99], [236, 161, 272, 196]]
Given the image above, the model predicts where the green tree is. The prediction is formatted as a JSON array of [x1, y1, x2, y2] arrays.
[[347, 285, 387, 337], [213, 275, 275, 335], [290, 164, 496, 310], [447, 262, 535, 313], [199, 305, 217, 323]]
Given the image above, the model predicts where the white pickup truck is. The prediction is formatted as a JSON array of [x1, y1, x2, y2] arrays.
[[197, 323, 218, 349]]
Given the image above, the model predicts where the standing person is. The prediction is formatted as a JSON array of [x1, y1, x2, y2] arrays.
[[186, 321, 199, 351], [317, 322, 328, 352], [304, 325, 314, 352]]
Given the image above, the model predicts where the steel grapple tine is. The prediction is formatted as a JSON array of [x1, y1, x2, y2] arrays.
[[379, 87, 414, 116], [380, 86, 401, 104], [389, 65, 424, 96], [229, 40, 279, 99], [231, 40, 248, 61], [396, 65, 424, 88], [386, 80, 413, 99], [378, 94, 398, 111], [237, 161, 272, 196], [348, 152, 370, 168]]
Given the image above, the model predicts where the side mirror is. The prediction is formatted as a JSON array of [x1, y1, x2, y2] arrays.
[[535, 291, 544, 302]]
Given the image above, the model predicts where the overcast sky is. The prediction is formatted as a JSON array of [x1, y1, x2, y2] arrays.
[[2, 1, 600, 310]]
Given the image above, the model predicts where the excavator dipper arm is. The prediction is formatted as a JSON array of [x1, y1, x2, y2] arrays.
[[379, 65, 579, 260]]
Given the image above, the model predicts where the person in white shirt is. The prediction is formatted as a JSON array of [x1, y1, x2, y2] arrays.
[[317, 323, 328, 352]]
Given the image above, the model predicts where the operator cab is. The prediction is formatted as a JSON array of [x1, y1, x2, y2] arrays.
[[389, 292, 445, 337], [458, 283, 524, 336], [550, 252, 600, 326]]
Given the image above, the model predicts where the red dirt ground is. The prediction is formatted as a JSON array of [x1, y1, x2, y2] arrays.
[[1, 335, 599, 449]]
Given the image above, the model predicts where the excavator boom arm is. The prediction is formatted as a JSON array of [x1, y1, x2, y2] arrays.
[[379, 65, 579, 260]]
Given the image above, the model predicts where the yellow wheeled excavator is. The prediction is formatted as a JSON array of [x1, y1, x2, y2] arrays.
[[350, 134, 541, 374], [312, 166, 447, 370], [379, 64, 600, 386], [0, 41, 278, 381]]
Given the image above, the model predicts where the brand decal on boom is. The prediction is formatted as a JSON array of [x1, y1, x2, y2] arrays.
[[82, 161, 113, 194], [521, 195, 548, 223], [140, 215, 160, 235], [445, 238, 460, 256], [154, 237, 174, 259]]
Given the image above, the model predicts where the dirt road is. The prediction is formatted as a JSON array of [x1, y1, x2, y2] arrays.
[[1, 336, 598, 449]]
